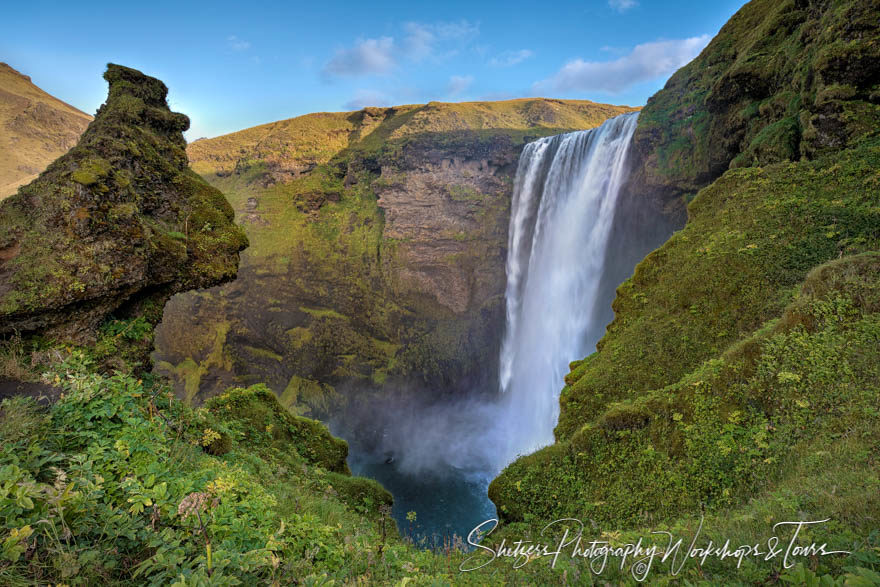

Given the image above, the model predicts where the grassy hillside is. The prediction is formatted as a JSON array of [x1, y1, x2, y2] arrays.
[[188, 98, 637, 177], [0, 63, 92, 198]]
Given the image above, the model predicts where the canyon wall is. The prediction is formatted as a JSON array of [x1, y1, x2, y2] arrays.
[[153, 99, 637, 416]]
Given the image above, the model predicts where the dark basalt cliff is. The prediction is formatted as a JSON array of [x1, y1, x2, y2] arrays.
[[0, 64, 248, 341]]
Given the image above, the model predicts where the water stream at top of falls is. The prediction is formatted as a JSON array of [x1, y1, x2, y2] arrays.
[[496, 111, 640, 465]]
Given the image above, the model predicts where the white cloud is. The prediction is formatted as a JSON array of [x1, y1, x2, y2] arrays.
[[489, 49, 534, 68], [447, 75, 474, 96], [344, 89, 393, 110], [321, 20, 479, 80], [403, 23, 435, 61], [403, 20, 479, 62], [536, 35, 711, 94], [227, 35, 251, 51], [323, 37, 396, 78], [609, 0, 638, 12]]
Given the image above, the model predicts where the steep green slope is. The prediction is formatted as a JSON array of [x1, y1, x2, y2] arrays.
[[155, 99, 637, 414], [490, 0, 880, 557], [628, 0, 880, 206]]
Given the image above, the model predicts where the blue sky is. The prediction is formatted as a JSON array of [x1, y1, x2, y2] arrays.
[[3, 0, 746, 140]]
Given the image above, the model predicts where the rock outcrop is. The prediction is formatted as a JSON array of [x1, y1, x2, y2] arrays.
[[374, 134, 518, 314], [0, 63, 93, 198], [0, 64, 248, 341]]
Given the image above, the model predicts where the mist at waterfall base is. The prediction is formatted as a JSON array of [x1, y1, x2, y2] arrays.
[[335, 112, 677, 546]]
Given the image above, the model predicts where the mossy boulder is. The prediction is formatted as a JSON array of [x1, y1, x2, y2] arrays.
[[0, 64, 248, 341], [325, 471, 394, 513], [205, 384, 349, 473]]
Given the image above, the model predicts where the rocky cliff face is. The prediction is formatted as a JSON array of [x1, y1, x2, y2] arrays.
[[154, 99, 635, 413], [0, 63, 93, 198], [0, 64, 247, 342], [373, 134, 518, 314]]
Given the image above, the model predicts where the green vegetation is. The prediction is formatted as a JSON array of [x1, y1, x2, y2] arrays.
[[0, 350, 423, 584], [2, 321, 879, 584]]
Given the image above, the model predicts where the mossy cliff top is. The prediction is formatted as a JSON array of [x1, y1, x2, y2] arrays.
[[629, 0, 880, 205], [0, 64, 248, 340]]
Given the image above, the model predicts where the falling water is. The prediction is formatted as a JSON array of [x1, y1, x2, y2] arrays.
[[341, 112, 644, 544], [497, 111, 640, 464]]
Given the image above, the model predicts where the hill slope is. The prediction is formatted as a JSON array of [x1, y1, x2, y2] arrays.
[[187, 98, 636, 179], [0, 63, 92, 198]]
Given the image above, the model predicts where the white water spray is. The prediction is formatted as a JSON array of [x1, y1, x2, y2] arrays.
[[496, 112, 639, 465]]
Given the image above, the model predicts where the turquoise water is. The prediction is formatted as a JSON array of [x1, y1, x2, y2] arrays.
[[348, 452, 496, 550]]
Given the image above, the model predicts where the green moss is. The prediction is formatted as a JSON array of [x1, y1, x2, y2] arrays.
[[299, 306, 348, 321], [632, 0, 880, 199], [70, 156, 111, 185], [325, 471, 393, 513], [206, 384, 349, 474], [241, 344, 283, 362]]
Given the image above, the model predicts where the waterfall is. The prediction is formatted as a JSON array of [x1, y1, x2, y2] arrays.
[[497, 112, 639, 464]]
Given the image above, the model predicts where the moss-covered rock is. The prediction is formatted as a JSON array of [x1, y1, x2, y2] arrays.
[[205, 384, 349, 473], [0, 64, 248, 341], [627, 0, 880, 209]]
